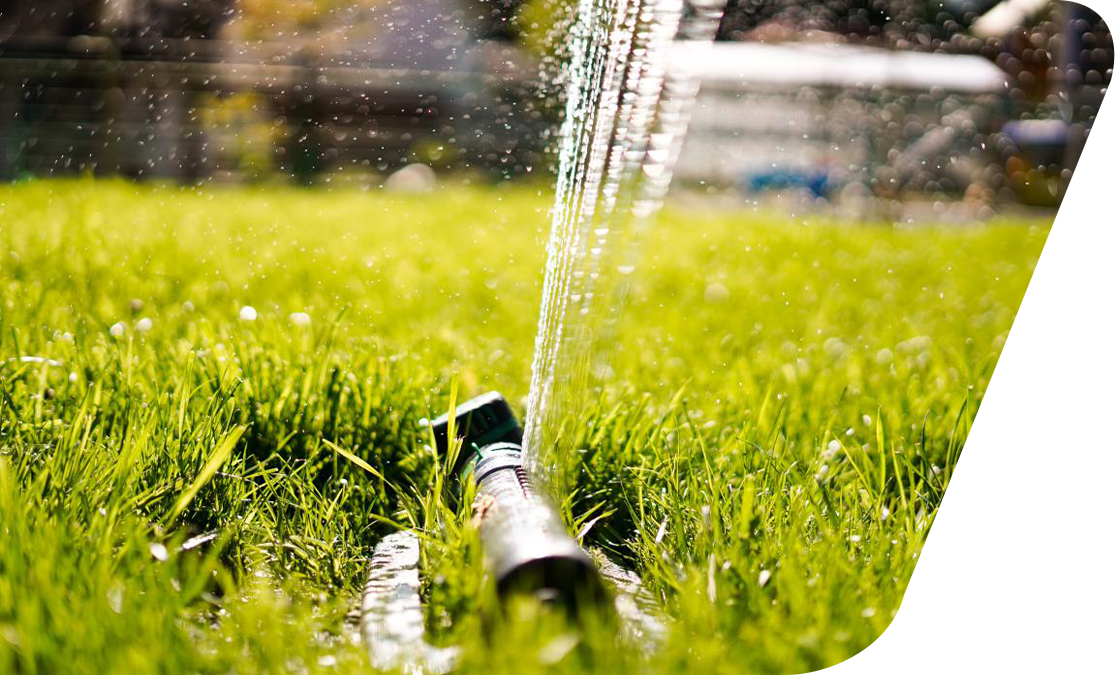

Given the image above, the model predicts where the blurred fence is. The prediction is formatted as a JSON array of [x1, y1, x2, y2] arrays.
[[0, 0, 1109, 208], [0, 34, 543, 183]]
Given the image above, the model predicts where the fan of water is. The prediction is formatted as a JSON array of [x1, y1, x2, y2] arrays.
[[523, 0, 727, 489]]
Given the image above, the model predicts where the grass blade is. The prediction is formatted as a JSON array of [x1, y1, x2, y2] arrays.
[[168, 425, 246, 522]]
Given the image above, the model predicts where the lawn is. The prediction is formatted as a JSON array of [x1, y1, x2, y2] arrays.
[[0, 179, 1048, 674]]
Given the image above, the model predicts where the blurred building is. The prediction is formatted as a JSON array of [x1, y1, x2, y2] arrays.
[[677, 41, 1010, 213], [684, 0, 1111, 210]]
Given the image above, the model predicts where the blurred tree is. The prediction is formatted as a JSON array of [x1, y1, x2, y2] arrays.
[[0, 0, 236, 39], [223, 0, 385, 40], [516, 0, 575, 56], [224, 0, 527, 42], [716, 0, 981, 46]]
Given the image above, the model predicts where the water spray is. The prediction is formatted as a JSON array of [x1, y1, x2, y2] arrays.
[[360, 0, 728, 669]]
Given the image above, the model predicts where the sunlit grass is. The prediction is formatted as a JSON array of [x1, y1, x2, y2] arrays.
[[0, 179, 1048, 674]]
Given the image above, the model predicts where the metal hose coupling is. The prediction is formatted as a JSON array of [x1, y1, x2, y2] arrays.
[[426, 392, 607, 612]]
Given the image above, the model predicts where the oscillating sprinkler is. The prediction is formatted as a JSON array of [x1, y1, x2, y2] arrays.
[[426, 391, 608, 611]]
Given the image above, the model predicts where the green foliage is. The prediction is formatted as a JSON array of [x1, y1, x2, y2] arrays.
[[0, 180, 1047, 673], [225, 0, 388, 39], [517, 0, 577, 57]]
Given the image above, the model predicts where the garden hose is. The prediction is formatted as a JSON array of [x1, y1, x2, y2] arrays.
[[427, 392, 608, 611]]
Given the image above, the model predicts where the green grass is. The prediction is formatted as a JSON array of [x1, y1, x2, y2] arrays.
[[0, 179, 1048, 674]]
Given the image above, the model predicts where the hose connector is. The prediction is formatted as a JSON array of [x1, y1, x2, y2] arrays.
[[426, 392, 607, 611]]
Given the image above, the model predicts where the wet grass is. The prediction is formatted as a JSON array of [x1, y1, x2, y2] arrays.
[[0, 179, 1048, 674]]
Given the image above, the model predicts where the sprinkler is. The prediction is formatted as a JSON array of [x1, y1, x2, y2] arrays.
[[360, 393, 662, 673], [426, 391, 607, 610]]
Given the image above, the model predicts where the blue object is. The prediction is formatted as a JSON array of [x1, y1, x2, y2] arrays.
[[741, 168, 831, 198]]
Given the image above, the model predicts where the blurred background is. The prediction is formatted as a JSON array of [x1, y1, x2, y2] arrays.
[[0, 0, 1109, 217]]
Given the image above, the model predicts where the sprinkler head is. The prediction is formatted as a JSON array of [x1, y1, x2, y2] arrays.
[[425, 392, 608, 614], [426, 391, 523, 475]]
